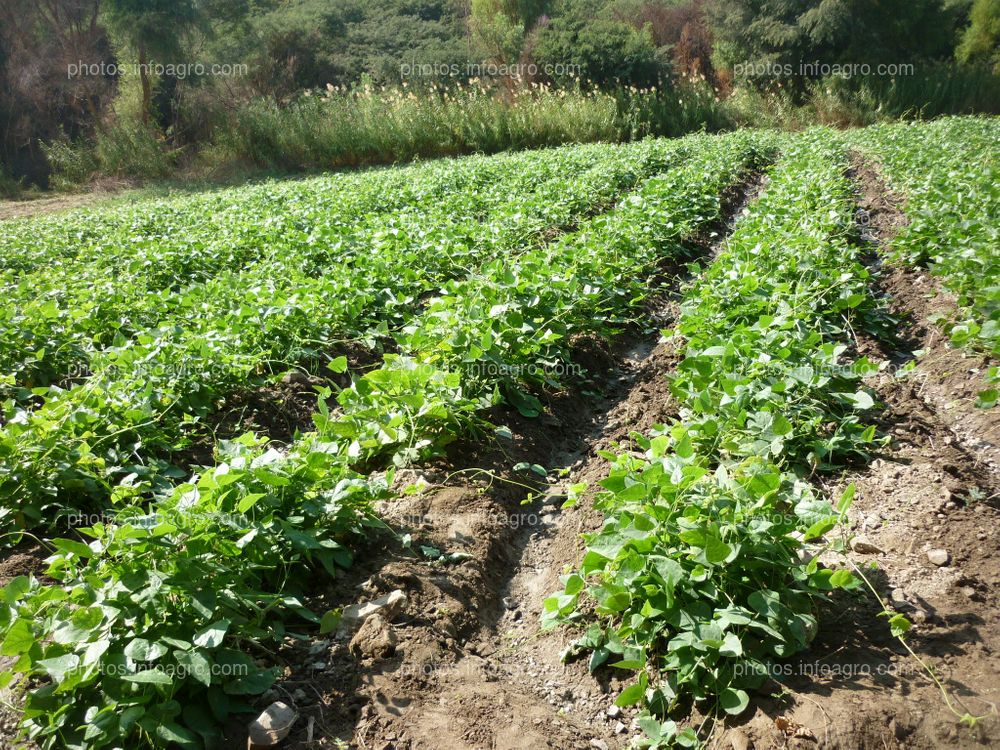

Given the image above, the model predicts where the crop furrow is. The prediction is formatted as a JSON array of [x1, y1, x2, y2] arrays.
[[542, 133, 886, 745], [0, 132, 773, 750], [1, 142, 640, 390], [0, 140, 691, 534]]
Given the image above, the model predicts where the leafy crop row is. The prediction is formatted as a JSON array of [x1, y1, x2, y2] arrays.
[[543, 133, 885, 747], [1, 140, 652, 392], [849, 116, 999, 360], [0, 133, 768, 748], [0, 139, 687, 536], [0, 142, 607, 277]]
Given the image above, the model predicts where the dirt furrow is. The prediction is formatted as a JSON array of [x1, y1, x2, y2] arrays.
[[252, 173, 769, 750], [724, 154, 1000, 750]]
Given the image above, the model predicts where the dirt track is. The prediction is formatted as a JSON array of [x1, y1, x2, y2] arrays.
[[263, 158, 1000, 750]]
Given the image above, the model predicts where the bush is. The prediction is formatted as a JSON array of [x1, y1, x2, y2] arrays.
[[43, 122, 177, 188], [818, 66, 1000, 120], [0, 167, 24, 199], [532, 16, 664, 87], [211, 83, 628, 169], [93, 122, 176, 179], [41, 139, 100, 190]]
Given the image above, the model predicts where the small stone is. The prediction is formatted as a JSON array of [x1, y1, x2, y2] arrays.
[[614, 722, 626, 734], [851, 536, 885, 555], [247, 701, 297, 749], [590, 740, 609, 750], [606, 705, 621, 718], [927, 549, 950, 566], [961, 586, 976, 598], [889, 588, 913, 610], [728, 729, 752, 750], [340, 589, 407, 633], [349, 613, 398, 660], [281, 370, 310, 385]]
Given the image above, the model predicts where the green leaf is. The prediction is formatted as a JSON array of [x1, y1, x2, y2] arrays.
[[829, 569, 856, 588], [37, 654, 80, 683], [704, 535, 733, 565], [615, 680, 645, 707], [0, 619, 33, 656], [719, 687, 750, 715], [51, 538, 94, 558], [193, 620, 231, 649], [889, 613, 912, 638], [237, 492, 266, 513], [320, 609, 342, 635], [720, 632, 743, 657], [842, 391, 875, 410], [837, 484, 855, 513], [175, 650, 214, 687], [122, 668, 173, 685], [124, 638, 168, 662]]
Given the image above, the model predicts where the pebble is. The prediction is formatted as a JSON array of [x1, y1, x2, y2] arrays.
[[590, 740, 609, 750], [614, 722, 626, 734], [247, 701, 297, 749], [606, 705, 621, 718], [926, 548, 950, 566], [889, 588, 912, 609], [851, 536, 885, 554]]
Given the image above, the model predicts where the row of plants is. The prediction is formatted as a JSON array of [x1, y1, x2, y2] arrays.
[[543, 133, 887, 747], [849, 116, 999, 362], [2, 139, 649, 391], [0, 139, 690, 535], [340, 132, 775, 464], [0, 132, 770, 749], [1, 141, 607, 276]]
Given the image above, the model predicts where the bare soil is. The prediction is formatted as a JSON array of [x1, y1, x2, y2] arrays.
[[721, 156, 1000, 750], [0, 193, 109, 221], [7, 160, 998, 750], [220, 174, 765, 750], [243, 315, 686, 750], [253, 160, 1000, 750]]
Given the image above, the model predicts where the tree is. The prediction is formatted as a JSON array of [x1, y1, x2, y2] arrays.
[[0, 0, 114, 183], [710, 0, 960, 91], [470, 0, 552, 63], [101, 0, 205, 123], [957, 0, 1000, 70], [533, 16, 662, 85]]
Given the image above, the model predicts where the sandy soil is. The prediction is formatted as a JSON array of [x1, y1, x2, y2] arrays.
[[3, 159, 998, 750]]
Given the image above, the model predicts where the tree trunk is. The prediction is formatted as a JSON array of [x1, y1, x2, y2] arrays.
[[138, 44, 151, 124]]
